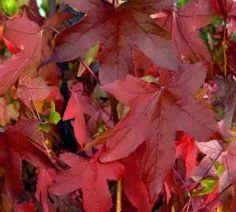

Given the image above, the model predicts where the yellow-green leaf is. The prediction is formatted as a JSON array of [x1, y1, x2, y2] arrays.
[[193, 178, 217, 196], [77, 43, 100, 77]]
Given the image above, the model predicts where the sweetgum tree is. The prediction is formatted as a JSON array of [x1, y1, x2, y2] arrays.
[[0, 0, 235, 211]]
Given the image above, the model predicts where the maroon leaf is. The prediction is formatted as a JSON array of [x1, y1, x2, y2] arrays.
[[36, 168, 56, 212], [99, 62, 220, 205], [49, 153, 124, 212], [0, 120, 54, 199], [155, 0, 214, 62], [122, 142, 153, 212], [47, 0, 180, 84]]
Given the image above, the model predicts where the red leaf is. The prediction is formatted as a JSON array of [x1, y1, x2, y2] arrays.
[[0, 15, 43, 95], [49, 153, 124, 212], [101, 62, 220, 162], [122, 143, 153, 212], [193, 140, 236, 198], [2, 36, 20, 54], [0, 25, 19, 54], [36, 168, 56, 212], [99, 62, 220, 204], [155, 0, 214, 61], [48, 0, 180, 84], [0, 120, 54, 199], [230, 180, 236, 211], [63, 84, 98, 147], [228, 3, 236, 35], [176, 133, 198, 177], [133, 49, 159, 78], [209, 0, 233, 16], [14, 202, 36, 212], [17, 76, 52, 109]]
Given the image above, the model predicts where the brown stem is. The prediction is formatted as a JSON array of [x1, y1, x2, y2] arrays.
[[222, 0, 228, 76], [222, 27, 228, 76], [110, 93, 122, 211], [116, 179, 123, 212]]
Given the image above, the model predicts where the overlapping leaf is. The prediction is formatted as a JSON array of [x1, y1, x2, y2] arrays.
[[192, 138, 236, 207], [49, 153, 124, 212], [36, 168, 56, 212], [99, 62, 220, 205], [0, 97, 19, 127], [0, 120, 54, 199], [0, 0, 234, 211], [0, 15, 43, 95], [176, 133, 198, 177], [17, 76, 52, 110], [155, 0, 214, 62], [121, 143, 153, 212], [63, 83, 98, 147], [48, 0, 180, 84]]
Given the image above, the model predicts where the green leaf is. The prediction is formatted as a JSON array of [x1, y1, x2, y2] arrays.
[[0, 0, 18, 16], [200, 28, 214, 51], [211, 159, 225, 177], [39, 122, 50, 133], [39, 101, 61, 133], [41, 0, 49, 16], [78, 43, 100, 77], [230, 33, 236, 43], [93, 122, 108, 137], [48, 101, 61, 125], [193, 178, 217, 196], [175, 0, 189, 8]]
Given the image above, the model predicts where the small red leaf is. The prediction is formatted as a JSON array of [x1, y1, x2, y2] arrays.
[[49, 153, 124, 212], [63, 84, 98, 147], [176, 133, 198, 177]]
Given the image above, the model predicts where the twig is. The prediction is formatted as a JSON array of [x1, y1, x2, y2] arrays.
[[116, 179, 123, 212], [222, 0, 228, 76], [222, 27, 228, 76]]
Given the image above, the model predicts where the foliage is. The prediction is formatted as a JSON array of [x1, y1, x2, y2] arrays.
[[0, 0, 235, 211]]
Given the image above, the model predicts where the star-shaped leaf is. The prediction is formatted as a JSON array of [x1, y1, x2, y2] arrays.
[[155, 0, 214, 61], [47, 0, 180, 84], [49, 153, 124, 212], [99, 62, 221, 203]]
